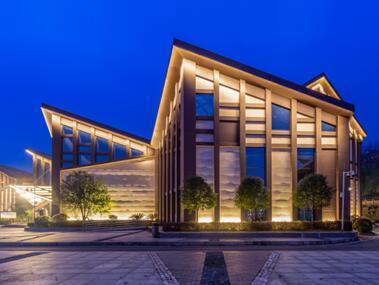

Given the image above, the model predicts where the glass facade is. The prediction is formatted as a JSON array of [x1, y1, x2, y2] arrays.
[[297, 148, 315, 221], [196, 93, 214, 116], [61, 125, 74, 168], [246, 147, 266, 184], [77, 130, 92, 166], [113, 143, 127, 160], [322, 121, 336, 132], [95, 137, 109, 164], [131, 148, 143, 158], [272, 104, 290, 130]]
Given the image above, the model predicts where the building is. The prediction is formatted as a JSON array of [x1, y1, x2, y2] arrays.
[[21, 39, 367, 222], [0, 165, 33, 219]]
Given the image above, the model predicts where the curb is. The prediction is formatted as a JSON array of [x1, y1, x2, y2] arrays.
[[0, 237, 358, 247]]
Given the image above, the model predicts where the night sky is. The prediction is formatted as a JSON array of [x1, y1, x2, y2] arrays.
[[0, 1, 378, 172]]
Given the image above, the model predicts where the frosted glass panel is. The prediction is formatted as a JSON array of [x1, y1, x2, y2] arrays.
[[61, 158, 155, 220], [196, 77, 213, 90], [272, 150, 292, 221], [220, 85, 239, 104], [196, 146, 215, 222], [220, 147, 241, 222]]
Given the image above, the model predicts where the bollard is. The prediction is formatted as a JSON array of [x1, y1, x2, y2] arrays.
[[152, 222, 160, 238]]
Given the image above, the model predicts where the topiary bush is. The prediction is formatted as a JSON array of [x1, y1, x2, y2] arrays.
[[34, 216, 50, 227], [52, 213, 68, 224], [109, 214, 118, 220], [352, 216, 373, 233]]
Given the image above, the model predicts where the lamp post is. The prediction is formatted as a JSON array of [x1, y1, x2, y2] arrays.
[[341, 170, 356, 231]]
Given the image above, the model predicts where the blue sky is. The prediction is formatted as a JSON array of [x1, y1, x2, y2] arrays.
[[0, 0, 378, 171]]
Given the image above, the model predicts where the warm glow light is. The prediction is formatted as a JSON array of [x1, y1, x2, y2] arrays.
[[220, 217, 241, 223], [272, 216, 292, 222], [198, 216, 213, 223]]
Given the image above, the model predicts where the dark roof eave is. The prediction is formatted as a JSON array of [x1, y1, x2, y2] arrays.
[[173, 39, 355, 112], [41, 103, 151, 144]]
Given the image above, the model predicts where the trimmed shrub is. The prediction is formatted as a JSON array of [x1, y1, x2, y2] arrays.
[[109, 214, 118, 220], [352, 216, 373, 233], [130, 213, 145, 221], [161, 221, 353, 232], [34, 216, 50, 227], [52, 213, 68, 224]]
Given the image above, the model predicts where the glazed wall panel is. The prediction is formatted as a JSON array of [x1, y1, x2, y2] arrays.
[[220, 147, 241, 222], [61, 158, 155, 220], [271, 150, 292, 221]]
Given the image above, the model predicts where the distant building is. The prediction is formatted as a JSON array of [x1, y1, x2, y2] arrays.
[[0, 165, 33, 218], [9, 40, 367, 222]]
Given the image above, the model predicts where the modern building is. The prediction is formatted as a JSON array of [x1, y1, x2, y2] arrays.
[[16, 39, 367, 222], [0, 165, 33, 219]]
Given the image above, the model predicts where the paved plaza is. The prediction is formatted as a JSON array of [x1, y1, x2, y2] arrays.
[[1, 227, 379, 284], [0, 249, 379, 284]]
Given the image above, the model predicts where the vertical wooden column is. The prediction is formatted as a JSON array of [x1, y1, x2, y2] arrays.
[[165, 122, 170, 222], [265, 89, 272, 221], [337, 115, 350, 220], [180, 59, 196, 222], [169, 102, 175, 223], [315, 108, 325, 220], [156, 145, 161, 221], [213, 70, 220, 222], [315, 108, 322, 171], [239, 80, 246, 221], [51, 115, 62, 215], [357, 140, 362, 216], [290, 99, 297, 221]]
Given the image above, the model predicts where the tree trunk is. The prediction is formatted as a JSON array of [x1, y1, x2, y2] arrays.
[[310, 207, 314, 222]]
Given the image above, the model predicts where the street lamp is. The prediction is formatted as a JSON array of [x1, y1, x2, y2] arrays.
[[341, 170, 356, 231]]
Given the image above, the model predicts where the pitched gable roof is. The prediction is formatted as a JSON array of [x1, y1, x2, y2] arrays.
[[304, 72, 342, 99], [151, 39, 358, 146], [41, 103, 151, 145]]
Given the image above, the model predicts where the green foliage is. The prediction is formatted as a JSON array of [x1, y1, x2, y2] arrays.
[[162, 221, 352, 232], [294, 174, 332, 221], [147, 213, 158, 221], [15, 193, 33, 222], [234, 177, 269, 220], [34, 216, 50, 227], [108, 214, 118, 220], [182, 176, 217, 221], [61, 171, 111, 221], [367, 205, 378, 220], [352, 216, 373, 233], [130, 213, 145, 221], [52, 213, 68, 223]]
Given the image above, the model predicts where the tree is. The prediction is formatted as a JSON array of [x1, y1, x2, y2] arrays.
[[234, 177, 269, 221], [61, 171, 111, 221], [293, 174, 332, 221], [182, 176, 217, 222]]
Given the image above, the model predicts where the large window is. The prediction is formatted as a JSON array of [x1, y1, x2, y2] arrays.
[[272, 104, 290, 130], [95, 137, 109, 163], [131, 148, 143, 158], [196, 93, 214, 116], [78, 130, 92, 166], [322, 121, 336, 132], [297, 148, 315, 182], [246, 147, 266, 184], [61, 125, 74, 168], [113, 142, 127, 160], [297, 148, 315, 221]]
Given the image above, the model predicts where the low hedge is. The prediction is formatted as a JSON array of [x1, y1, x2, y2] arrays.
[[28, 219, 152, 228], [162, 221, 353, 232]]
